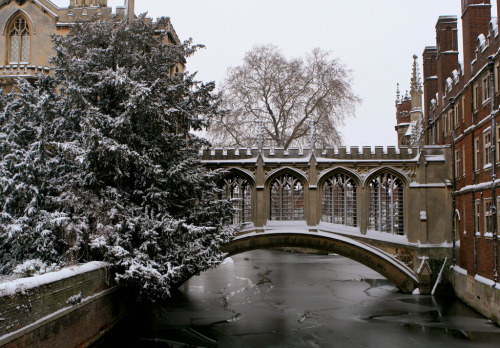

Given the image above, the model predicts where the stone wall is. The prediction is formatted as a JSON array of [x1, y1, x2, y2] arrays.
[[451, 266, 500, 326], [0, 262, 133, 348]]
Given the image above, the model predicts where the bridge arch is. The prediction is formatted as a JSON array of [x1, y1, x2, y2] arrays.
[[222, 232, 419, 293], [265, 166, 309, 187], [318, 168, 360, 227], [318, 166, 361, 186], [361, 166, 410, 188], [219, 167, 256, 186]]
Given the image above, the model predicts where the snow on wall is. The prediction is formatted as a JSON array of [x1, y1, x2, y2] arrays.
[[0, 261, 109, 297]]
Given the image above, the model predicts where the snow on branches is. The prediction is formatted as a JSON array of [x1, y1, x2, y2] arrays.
[[0, 16, 234, 301]]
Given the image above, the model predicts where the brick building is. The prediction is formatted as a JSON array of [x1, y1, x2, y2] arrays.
[[397, 0, 500, 285]]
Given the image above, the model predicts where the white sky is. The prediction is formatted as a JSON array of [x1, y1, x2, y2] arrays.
[[52, 0, 498, 147]]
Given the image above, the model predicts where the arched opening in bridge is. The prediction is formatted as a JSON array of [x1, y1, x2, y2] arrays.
[[218, 173, 252, 225], [222, 232, 418, 293], [368, 172, 404, 235], [321, 172, 357, 227], [270, 173, 304, 221]]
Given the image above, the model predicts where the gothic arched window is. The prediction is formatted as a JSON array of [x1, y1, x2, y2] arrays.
[[368, 172, 404, 235], [322, 173, 357, 226], [270, 173, 304, 221], [9, 16, 30, 64], [218, 173, 252, 225]]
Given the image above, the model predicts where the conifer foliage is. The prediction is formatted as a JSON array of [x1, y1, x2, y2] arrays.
[[0, 17, 235, 300]]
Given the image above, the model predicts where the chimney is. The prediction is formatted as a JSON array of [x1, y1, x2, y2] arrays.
[[423, 46, 438, 123], [435, 16, 459, 108], [462, 0, 491, 80]]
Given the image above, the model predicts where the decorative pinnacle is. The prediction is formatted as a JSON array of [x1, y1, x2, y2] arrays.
[[411, 54, 423, 93], [309, 119, 317, 150], [396, 83, 401, 104], [257, 120, 264, 152]]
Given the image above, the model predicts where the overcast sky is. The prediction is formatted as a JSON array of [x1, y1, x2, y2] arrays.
[[53, 1, 498, 147]]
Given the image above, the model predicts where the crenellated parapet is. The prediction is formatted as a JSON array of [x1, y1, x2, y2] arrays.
[[201, 145, 423, 162]]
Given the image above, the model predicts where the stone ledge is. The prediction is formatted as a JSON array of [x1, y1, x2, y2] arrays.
[[451, 268, 500, 326], [0, 262, 133, 347]]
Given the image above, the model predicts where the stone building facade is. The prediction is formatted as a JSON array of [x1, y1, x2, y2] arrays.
[[396, 0, 500, 320], [0, 0, 180, 87]]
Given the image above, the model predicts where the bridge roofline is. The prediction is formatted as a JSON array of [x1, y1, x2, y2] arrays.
[[201, 145, 448, 163]]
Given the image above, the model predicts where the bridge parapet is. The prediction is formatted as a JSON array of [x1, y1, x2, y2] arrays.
[[201, 145, 423, 161]]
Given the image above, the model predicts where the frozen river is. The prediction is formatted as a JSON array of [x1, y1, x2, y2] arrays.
[[92, 249, 500, 347]]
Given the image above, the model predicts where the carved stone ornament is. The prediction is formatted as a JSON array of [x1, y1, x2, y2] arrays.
[[353, 167, 372, 180]]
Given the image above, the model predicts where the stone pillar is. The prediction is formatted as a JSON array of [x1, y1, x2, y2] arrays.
[[254, 154, 266, 227], [308, 154, 318, 226], [359, 184, 367, 234]]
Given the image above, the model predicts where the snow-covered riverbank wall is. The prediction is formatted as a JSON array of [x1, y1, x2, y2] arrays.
[[0, 262, 132, 347], [451, 266, 500, 326]]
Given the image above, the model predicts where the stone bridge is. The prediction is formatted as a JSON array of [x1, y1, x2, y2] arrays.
[[201, 145, 453, 294]]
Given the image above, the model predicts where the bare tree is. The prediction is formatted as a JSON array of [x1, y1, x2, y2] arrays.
[[207, 44, 361, 149]]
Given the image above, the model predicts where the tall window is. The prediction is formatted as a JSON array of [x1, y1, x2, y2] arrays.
[[484, 130, 492, 167], [461, 95, 465, 123], [448, 110, 452, 132], [474, 136, 480, 170], [322, 173, 357, 226], [495, 61, 500, 93], [475, 200, 481, 235], [270, 173, 304, 221], [9, 17, 30, 64], [473, 83, 479, 111], [482, 75, 490, 103], [455, 149, 462, 177], [496, 125, 500, 163], [484, 198, 492, 235], [368, 172, 404, 235], [462, 144, 466, 177], [218, 173, 252, 225]]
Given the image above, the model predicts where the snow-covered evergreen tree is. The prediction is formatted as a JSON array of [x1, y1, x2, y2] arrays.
[[0, 16, 235, 300]]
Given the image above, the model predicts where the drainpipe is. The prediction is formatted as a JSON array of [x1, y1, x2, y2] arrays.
[[450, 97, 457, 266], [488, 56, 498, 284]]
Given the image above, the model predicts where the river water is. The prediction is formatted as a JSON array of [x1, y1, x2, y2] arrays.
[[92, 249, 500, 348]]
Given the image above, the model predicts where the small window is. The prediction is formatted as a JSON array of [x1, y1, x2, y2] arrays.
[[9, 16, 30, 64], [454, 103, 459, 128]]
